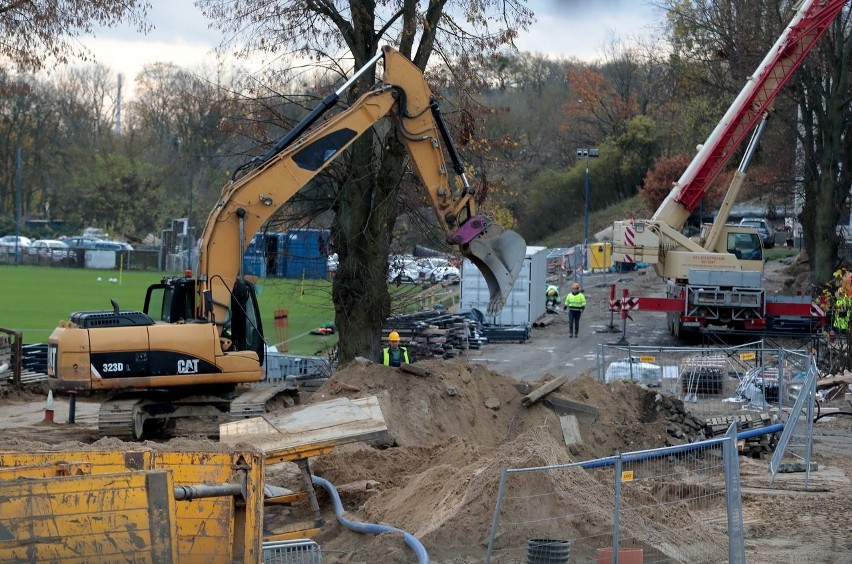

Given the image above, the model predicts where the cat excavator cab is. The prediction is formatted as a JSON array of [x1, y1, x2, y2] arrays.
[[48, 46, 526, 438]]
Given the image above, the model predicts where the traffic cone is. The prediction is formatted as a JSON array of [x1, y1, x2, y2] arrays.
[[44, 390, 55, 423]]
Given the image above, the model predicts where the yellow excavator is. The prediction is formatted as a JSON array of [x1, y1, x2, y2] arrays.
[[47, 46, 526, 438]]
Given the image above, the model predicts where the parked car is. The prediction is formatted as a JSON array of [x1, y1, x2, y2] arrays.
[[0, 235, 32, 252], [93, 240, 133, 251], [605, 357, 662, 386], [415, 257, 460, 283], [63, 236, 102, 249], [739, 218, 774, 248], [429, 263, 460, 283], [387, 255, 418, 283], [29, 239, 71, 261]]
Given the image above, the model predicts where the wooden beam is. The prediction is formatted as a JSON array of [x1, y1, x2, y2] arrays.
[[521, 375, 569, 407]]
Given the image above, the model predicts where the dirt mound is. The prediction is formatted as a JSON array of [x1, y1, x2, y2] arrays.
[[311, 360, 692, 460], [294, 358, 714, 562]]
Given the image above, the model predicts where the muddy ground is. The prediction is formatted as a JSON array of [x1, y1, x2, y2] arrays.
[[0, 257, 850, 563]]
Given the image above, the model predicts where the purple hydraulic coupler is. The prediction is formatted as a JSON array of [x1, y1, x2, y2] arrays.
[[451, 215, 493, 245]]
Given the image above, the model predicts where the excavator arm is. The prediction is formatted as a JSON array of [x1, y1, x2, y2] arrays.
[[196, 45, 525, 328]]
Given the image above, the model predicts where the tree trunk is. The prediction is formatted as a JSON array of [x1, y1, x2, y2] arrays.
[[332, 133, 407, 363], [797, 16, 852, 288]]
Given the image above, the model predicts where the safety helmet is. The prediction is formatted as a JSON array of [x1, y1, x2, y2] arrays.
[[388, 331, 400, 342], [572, 282, 580, 290]]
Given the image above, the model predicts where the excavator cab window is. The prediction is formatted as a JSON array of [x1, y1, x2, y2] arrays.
[[229, 279, 265, 366], [143, 279, 196, 323]]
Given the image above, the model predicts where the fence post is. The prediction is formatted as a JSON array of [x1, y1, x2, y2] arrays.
[[778, 349, 786, 410], [485, 467, 509, 563], [723, 422, 746, 563], [612, 451, 622, 563]]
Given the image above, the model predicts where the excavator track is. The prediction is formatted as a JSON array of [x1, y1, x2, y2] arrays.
[[229, 384, 295, 420], [98, 397, 145, 439]]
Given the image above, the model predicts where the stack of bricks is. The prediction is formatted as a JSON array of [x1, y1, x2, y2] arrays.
[[383, 311, 484, 361], [703, 413, 778, 458]]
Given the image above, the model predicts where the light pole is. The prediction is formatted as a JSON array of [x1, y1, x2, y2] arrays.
[[576, 147, 599, 283]]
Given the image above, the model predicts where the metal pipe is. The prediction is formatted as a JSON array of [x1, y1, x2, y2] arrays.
[[578, 424, 784, 470], [173, 483, 244, 501]]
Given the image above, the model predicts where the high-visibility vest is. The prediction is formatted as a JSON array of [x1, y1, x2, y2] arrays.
[[834, 296, 849, 330], [564, 291, 586, 311], [382, 346, 410, 367]]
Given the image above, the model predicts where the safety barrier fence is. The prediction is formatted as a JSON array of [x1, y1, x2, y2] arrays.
[[485, 424, 744, 563], [770, 355, 818, 489], [596, 341, 811, 419], [262, 539, 322, 563]]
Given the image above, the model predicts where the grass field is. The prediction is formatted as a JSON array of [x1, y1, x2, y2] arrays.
[[0, 265, 338, 357]]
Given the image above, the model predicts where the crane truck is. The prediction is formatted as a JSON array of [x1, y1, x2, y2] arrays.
[[610, 0, 843, 337], [46, 46, 527, 439]]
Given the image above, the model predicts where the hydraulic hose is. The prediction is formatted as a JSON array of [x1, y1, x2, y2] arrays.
[[311, 474, 429, 564]]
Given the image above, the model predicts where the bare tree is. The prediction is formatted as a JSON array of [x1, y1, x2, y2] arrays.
[[0, 1, 150, 71], [196, 0, 534, 362]]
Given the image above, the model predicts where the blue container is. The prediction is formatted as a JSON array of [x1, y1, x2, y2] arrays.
[[283, 229, 329, 279], [242, 255, 267, 277], [243, 232, 289, 278]]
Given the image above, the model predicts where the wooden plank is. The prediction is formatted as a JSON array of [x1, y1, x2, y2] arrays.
[[219, 396, 388, 460], [544, 395, 598, 423], [559, 415, 583, 446], [521, 375, 569, 407], [816, 374, 852, 388]]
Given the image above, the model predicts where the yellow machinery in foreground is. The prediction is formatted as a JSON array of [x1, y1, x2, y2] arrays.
[[0, 446, 265, 563]]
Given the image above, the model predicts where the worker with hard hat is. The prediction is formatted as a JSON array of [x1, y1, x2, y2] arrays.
[[563, 282, 587, 338], [545, 285, 560, 308], [382, 331, 410, 367]]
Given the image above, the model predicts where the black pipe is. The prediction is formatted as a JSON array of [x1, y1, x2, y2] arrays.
[[430, 99, 466, 175], [67, 390, 77, 424]]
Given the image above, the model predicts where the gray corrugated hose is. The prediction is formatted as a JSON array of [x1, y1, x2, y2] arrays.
[[311, 474, 429, 563]]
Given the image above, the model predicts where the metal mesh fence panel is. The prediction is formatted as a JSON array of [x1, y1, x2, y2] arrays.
[[262, 539, 322, 563], [486, 435, 743, 563], [770, 356, 817, 489], [597, 342, 810, 421], [485, 461, 615, 563]]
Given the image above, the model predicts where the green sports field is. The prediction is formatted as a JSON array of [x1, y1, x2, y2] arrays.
[[0, 265, 338, 357]]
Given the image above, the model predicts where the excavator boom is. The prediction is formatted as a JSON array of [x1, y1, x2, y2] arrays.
[[198, 45, 524, 319]]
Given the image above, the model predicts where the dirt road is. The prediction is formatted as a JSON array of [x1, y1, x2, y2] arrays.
[[470, 269, 678, 381]]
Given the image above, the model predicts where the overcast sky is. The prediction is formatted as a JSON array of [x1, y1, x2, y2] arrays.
[[80, 0, 665, 96]]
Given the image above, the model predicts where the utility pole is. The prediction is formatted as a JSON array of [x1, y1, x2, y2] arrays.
[[576, 147, 599, 287]]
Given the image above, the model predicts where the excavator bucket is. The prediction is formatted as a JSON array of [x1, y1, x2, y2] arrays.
[[464, 225, 527, 315]]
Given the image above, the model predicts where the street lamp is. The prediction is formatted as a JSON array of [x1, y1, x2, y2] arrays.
[[576, 148, 599, 281]]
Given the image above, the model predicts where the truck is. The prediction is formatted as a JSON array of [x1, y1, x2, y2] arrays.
[[610, 0, 842, 338], [47, 45, 527, 439]]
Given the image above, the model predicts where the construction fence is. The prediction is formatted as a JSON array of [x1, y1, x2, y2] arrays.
[[485, 424, 744, 563], [596, 341, 812, 419]]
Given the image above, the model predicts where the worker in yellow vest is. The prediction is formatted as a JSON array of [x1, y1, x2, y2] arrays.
[[382, 331, 410, 367], [563, 282, 587, 338], [546, 285, 560, 309]]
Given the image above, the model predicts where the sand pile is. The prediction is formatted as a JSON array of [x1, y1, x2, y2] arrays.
[[279, 358, 720, 562]]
